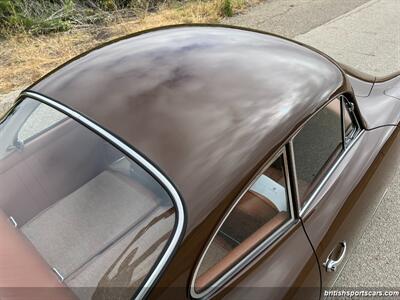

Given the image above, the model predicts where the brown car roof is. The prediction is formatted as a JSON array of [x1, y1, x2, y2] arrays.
[[29, 25, 345, 232]]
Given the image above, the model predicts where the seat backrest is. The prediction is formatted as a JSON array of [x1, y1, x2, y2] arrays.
[[219, 190, 280, 243], [239, 190, 279, 219]]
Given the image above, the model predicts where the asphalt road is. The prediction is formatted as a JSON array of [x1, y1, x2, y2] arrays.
[[225, 0, 400, 288], [224, 0, 371, 38]]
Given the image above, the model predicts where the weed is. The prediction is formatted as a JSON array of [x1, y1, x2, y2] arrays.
[[219, 0, 233, 17]]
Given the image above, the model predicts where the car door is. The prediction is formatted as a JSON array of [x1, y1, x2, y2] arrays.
[[189, 147, 321, 300], [291, 94, 400, 292]]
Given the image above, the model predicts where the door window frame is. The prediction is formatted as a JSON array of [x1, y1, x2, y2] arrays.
[[289, 95, 363, 216]]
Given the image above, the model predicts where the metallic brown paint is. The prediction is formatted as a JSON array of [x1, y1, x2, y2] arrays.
[[29, 25, 344, 233], [151, 221, 320, 300], [7, 24, 398, 299], [347, 75, 373, 97], [355, 79, 400, 128], [303, 125, 399, 290]]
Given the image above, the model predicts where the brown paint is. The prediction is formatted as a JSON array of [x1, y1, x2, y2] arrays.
[[303, 126, 400, 289], [1, 24, 397, 299], [208, 221, 319, 300], [29, 25, 344, 233]]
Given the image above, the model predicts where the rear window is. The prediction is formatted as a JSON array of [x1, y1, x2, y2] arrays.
[[0, 98, 177, 299]]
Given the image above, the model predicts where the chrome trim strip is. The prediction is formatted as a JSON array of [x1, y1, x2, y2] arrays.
[[20, 91, 185, 300], [8, 216, 18, 228], [52, 267, 65, 282], [287, 141, 300, 216], [340, 96, 346, 149], [190, 147, 296, 299]]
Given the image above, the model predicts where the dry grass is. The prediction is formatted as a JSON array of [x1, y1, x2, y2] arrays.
[[0, 0, 258, 94]]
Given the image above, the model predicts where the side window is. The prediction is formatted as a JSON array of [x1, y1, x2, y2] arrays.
[[293, 97, 359, 207], [18, 102, 66, 142], [193, 151, 292, 294]]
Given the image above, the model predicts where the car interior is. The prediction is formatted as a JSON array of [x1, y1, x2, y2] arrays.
[[0, 99, 175, 299], [195, 155, 290, 291]]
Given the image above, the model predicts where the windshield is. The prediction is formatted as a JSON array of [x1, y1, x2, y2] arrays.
[[0, 98, 176, 299]]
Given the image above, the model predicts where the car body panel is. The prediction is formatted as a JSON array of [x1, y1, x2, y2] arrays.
[[218, 222, 320, 300], [347, 75, 373, 97], [342, 64, 400, 127], [0, 25, 398, 300], [150, 222, 320, 300], [384, 76, 400, 100], [302, 125, 399, 289], [29, 25, 345, 233], [356, 92, 400, 129], [303, 68, 400, 289], [352, 78, 400, 129]]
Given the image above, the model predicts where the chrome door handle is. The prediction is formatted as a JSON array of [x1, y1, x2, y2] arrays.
[[323, 241, 347, 272]]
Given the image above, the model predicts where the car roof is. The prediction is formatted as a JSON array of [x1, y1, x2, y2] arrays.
[[29, 25, 344, 233]]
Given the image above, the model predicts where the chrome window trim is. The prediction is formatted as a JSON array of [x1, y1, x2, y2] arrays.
[[19, 91, 185, 300], [289, 95, 363, 217], [287, 140, 301, 215], [190, 146, 296, 299], [340, 97, 346, 150]]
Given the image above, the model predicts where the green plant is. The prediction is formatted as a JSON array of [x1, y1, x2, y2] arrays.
[[0, 0, 74, 34], [0, 0, 240, 37], [219, 0, 233, 17], [0, 0, 116, 36]]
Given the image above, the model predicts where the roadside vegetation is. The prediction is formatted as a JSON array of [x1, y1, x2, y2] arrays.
[[0, 0, 259, 94]]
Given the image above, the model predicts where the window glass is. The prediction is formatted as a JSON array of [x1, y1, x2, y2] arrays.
[[18, 102, 67, 142], [194, 153, 291, 292], [293, 98, 343, 205], [343, 105, 354, 135], [0, 98, 176, 299]]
